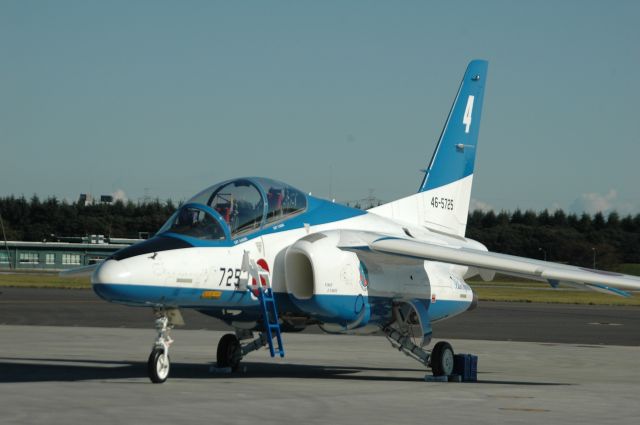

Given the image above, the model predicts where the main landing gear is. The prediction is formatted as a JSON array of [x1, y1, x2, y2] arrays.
[[383, 302, 456, 378], [384, 327, 455, 377], [216, 334, 242, 371], [430, 341, 455, 377], [215, 330, 274, 372]]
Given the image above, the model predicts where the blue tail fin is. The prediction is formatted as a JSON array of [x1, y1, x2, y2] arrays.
[[420, 60, 488, 192], [370, 60, 488, 236]]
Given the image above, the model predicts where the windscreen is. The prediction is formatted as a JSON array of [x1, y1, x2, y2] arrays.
[[208, 180, 264, 236], [158, 206, 225, 240], [263, 180, 307, 223]]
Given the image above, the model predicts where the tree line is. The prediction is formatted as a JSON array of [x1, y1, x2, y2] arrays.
[[0, 195, 176, 242], [466, 209, 640, 269], [1, 195, 638, 269]]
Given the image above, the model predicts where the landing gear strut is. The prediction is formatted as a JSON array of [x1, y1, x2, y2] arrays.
[[384, 302, 457, 377], [214, 330, 276, 372], [384, 326, 455, 377], [147, 313, 174, 383]]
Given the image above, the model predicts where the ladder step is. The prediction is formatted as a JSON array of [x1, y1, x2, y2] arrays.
[[251, 265, 285, 358]]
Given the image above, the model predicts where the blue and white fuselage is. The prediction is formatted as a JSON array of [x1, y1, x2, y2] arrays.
[[93, 176, 478, 334]]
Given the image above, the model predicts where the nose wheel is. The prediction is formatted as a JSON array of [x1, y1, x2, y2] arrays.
[[148, 347, 170, 383]]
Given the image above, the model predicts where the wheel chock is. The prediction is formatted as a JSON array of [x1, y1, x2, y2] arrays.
[[424, 375, 448, 382]]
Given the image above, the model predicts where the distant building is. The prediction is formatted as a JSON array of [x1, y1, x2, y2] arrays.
[[78, 193, 93, 206], [0, 237, 142, 271], [77, 193, 116, 205]]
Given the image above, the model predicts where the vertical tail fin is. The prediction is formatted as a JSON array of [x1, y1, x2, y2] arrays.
[[370, 60, 488, 236]]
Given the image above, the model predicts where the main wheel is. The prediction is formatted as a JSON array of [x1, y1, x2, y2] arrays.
[[430, 341, 455, 376], [217, 334, 241, 371], [148, 348, 170, 384]]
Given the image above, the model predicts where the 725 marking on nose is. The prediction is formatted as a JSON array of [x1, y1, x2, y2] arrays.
[[219, 267, 241, 288]]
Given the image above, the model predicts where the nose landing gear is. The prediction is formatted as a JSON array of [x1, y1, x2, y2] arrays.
[[148, 346, 170, 383], [147, 313, 174, 383]]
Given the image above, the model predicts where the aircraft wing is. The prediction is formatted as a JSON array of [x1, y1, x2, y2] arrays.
[[345, 235, 640, 297]]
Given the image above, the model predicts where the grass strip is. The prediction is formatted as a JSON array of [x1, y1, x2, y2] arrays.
[[0, 273, 90, 289], [472, 286, 640, 306]]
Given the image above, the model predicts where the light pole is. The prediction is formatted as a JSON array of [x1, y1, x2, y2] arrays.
[[538, 247, 547, 261], [0, 210, 11, 270], [591, 247, 597, 269]]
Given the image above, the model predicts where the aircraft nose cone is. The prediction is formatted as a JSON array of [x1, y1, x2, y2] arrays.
[[92, 259, 137, 303], [92, 259, 131, 285]]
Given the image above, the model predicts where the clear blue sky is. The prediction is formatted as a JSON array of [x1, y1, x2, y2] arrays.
[[1, 0, 639, 214]]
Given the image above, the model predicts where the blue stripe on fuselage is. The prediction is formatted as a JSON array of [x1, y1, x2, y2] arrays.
[[93, 283, 471, 324]]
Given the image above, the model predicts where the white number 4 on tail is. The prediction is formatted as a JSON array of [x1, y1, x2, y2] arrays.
[[462, 95, 474, 133]]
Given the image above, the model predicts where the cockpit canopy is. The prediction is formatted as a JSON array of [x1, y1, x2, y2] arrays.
[[158, 177, 307, 241], [157, 205, 226, 241]]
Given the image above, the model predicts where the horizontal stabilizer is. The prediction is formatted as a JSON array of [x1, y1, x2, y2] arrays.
[[59, 264, 98, 278]]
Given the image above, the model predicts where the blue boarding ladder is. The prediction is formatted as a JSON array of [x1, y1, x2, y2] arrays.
[[255, 270, 285, 358], [243, 253, 285, 358]]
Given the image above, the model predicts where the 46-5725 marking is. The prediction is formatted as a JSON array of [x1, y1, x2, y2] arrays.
[[430, 197, 454, 211]]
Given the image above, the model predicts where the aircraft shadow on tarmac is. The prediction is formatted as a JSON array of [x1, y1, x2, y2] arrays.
[[0, 358, 571, 386]]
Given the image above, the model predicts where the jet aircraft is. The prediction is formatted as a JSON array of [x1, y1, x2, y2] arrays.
[[70, 60, 640, 383]]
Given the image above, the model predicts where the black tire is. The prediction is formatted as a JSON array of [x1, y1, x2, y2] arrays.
[[279, 322, 306, 333], [216, 333, 241, 371], [430, 341, 455, 377], [148, 348, 170, 384]]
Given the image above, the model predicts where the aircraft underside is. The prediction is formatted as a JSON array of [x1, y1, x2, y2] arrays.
[[138, 285, 472, 383], [93, 249, 476, 384]]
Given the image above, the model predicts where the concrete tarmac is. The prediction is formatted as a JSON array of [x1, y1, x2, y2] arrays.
[[1, 287, 640, 345], [1, 325, 639, 425]]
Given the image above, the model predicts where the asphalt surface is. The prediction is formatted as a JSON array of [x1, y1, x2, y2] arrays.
[[2, 327, 640, 425], [1, 287, 639, 345]]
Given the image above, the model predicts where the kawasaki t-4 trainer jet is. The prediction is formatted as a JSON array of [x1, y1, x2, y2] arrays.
[[78, 60, 640, 383]]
